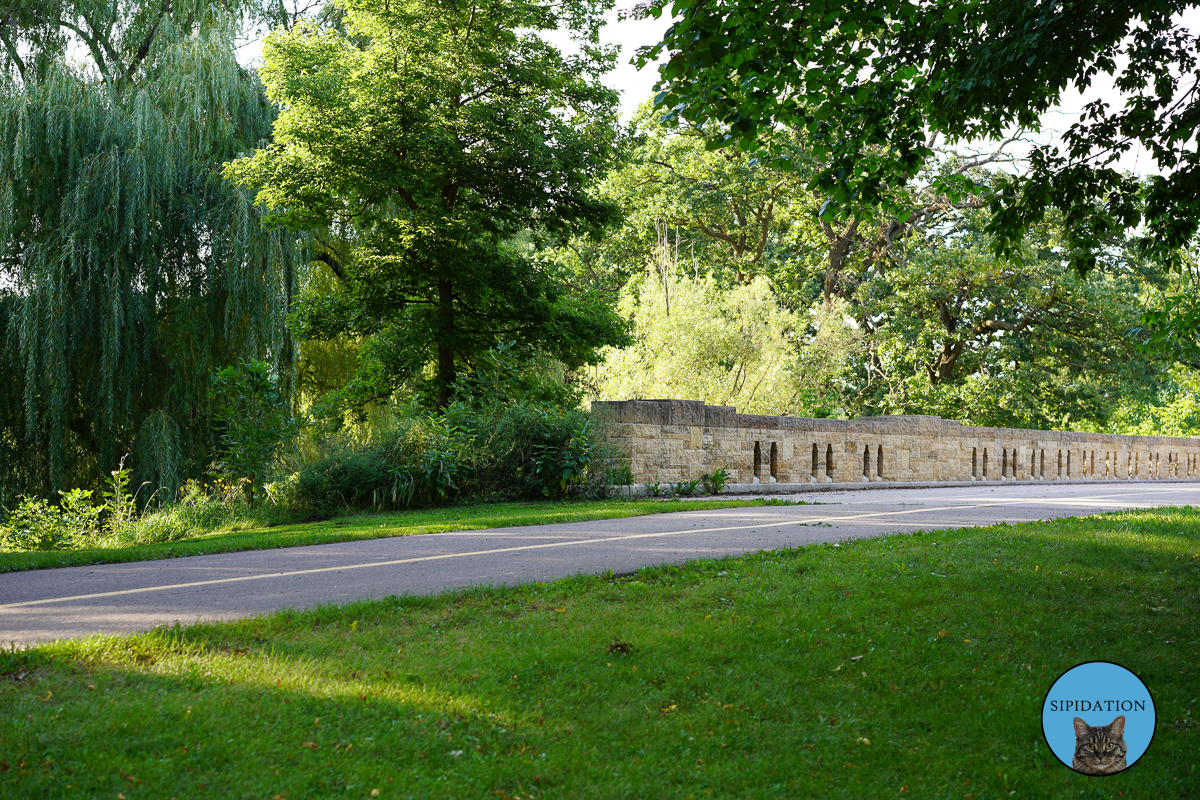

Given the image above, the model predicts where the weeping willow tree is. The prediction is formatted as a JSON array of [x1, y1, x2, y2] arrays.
[[0, 1, 308, 506]]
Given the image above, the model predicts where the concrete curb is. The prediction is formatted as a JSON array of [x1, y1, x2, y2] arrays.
[[610, 477, 1200, 498]]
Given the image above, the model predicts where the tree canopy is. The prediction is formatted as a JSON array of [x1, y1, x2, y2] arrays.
[[850, 204, 1164, 428], [227, 0, 631, 412], [0, 0, 305, 504], [601, 106, 819, 286], [587, 109, 1169, 429], [635, 0, 1200, 272]]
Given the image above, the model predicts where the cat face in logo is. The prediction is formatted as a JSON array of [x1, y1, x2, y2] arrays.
[[1071, 715, 1128, 775]]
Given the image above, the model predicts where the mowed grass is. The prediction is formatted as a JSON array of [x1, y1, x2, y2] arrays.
[[2, 508, 1198, 799], [0, 497, 778, 573]]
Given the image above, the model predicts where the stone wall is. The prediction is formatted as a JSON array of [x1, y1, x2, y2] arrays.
[[593, 399, 1200, 486]]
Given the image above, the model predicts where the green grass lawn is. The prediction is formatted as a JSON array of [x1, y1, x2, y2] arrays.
[[2, 507, 1197, 799], [0, 497, 780, 573]]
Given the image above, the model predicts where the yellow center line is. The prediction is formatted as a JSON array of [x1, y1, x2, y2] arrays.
[[0, 491, 1178, 610]]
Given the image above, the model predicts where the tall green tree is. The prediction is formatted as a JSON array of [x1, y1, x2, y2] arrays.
[[594, 104, 1167, 429], [591, 272, 859, 417], [226, 0, 630, 412], [847, 206, 1167, 428], [596, 105, 1022, 314], [601, 106, 819, 287], [0, 1, 305, 505]]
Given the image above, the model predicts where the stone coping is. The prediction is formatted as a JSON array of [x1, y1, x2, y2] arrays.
[[594, 398, 1200, 486]]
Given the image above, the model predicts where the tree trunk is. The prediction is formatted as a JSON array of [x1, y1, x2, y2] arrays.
[[436, 277, 455, 410], [820, 215, 861, 303], [928, 340, 964, 384]]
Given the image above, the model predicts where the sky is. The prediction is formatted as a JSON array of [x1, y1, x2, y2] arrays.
[[552, 8, 673, 122]]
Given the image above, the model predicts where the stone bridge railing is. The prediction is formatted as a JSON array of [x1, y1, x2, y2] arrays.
[[593, 399, 1200, 487]]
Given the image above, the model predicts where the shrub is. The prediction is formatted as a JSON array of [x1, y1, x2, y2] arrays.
[[458, 402, 583, 499], [286, 401, 622, 512], [106, 479, 247, 546], [289, 412, 472, 512], [211, 360, 297, 500], [0, 461, 153, 550], [0, 494, 90, 551], [293, 450, 393, 513], [532, 419, 594, 497]]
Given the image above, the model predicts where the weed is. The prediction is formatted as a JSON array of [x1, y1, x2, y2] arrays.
[[607, 461, 635, 486], [701, 467, 730, 493], [673, 478, 701, 496]]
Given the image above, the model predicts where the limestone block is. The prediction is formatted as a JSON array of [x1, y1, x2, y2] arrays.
[[601, 421, 640, 438], [739, 414, 782, 430], [630, 423, 664, 440], [663, 399, 706, 427], [705, 404, 737, 429], [601, 399, 668, 425]]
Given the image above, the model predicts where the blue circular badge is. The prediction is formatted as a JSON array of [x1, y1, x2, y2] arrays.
[[1041, 661, 1155, 775]]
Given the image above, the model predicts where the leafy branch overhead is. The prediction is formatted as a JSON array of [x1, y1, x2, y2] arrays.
[[635, 0, 1200, 271]]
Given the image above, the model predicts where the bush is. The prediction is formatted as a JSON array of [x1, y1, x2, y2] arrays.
[[107, 479, 248, 546], [0, 466, 141, 551], [290, 413, 470, 512], [211, 360, 297, 500], [0, 401, 633, 552], [0, 473, 280, 553], [456, 402, 626, 501], [293, 450, 393, 513], [0, 493, 96, 551], [286, 401, 623, 512], [458, 402, 584, 499]]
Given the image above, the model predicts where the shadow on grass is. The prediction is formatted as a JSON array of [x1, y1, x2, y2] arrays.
[[2, 508, 1198, 798]]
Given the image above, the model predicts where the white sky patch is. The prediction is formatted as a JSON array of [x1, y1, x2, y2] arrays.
[[540, 8, 673, 122], [1016, 7, 1200, 177]]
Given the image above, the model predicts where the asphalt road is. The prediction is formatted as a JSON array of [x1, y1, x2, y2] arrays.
[[3, 482, 1198, 647]]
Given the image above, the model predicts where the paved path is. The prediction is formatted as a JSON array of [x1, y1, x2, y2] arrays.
[[3, 482, 1198, 646]]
